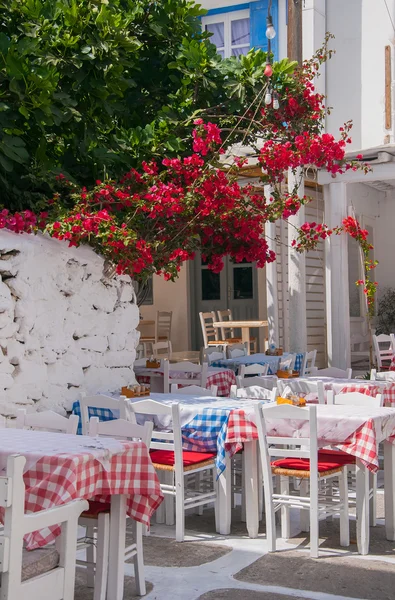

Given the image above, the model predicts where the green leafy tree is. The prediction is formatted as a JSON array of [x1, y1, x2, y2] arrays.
[[0, 0, 295, 209]]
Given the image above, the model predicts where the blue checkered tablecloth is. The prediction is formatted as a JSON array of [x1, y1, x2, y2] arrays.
[[72, 399, 248, 475], [211, 352, 304, 375]]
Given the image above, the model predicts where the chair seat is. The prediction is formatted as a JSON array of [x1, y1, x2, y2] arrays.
[[140, 336, 155, 342], [271, 457, 345, 478], [81, 500, 111, 518], [150, 449, 216, 472], [21, 546, 59, 582], [318, 449, 356, 465]]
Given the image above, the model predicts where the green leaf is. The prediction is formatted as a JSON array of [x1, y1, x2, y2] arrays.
[[18, 106, 30, 118], [0, 33, 10, 54]]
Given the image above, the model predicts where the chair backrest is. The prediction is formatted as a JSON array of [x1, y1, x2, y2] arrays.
[[199, 311, 219, 346], [136, 343, 145, 359], [153, 340, 173, 360], [88, 416, 153, 448], [239, 363, 269, 378], [254, 404, 319, 499], [156, 311, 172, 342], [327, 390, 383, 407], [170, 383, 218, 396], [277, 378, 325, 404], [217, 309, 236, 340], [236, 375, 277, 390], [313, 367, 352, 379], [79, 393, 129, 435], [203, 346, 226, 363], [231, 384, 277, 401], [226, 343, 248, 359], [300, 349, 317, 376], [370, 368, 395, 381], [15, 409, 79, 435], [163, 360, 208, 392], [373, 333, 394, 368], [0, 454, 88, 599], [128, 400, 185, 480]]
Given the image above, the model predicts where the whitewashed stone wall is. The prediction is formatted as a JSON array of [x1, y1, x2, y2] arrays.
[[0, 230, 139, 416]]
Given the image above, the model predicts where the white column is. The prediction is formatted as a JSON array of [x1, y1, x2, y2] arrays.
[[265, 221, 279, 347], [324, 181, 351, 368], [287, 168, 307, 352]]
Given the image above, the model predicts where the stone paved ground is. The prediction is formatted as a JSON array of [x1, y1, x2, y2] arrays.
[[74, 489, 395, 600]]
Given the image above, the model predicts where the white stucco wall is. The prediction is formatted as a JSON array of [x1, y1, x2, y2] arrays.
[[139, 265, 190, 352], [0, 230, 139, 416], [326, 0, 395, 149]]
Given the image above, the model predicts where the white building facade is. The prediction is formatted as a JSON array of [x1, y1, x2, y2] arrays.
[[140, 0, 395, 369]]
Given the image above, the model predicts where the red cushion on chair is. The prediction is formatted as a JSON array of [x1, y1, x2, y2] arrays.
[[82, 500, 111, 517], [271, 457, 345, 472], [318, 449, 356, 465], [150, 450, 216, 467]]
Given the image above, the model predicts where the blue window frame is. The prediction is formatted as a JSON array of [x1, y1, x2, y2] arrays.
[[202, 1, 278, 60]]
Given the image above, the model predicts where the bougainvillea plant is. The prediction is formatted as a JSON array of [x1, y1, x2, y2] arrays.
[[0, 35, 375, 298]]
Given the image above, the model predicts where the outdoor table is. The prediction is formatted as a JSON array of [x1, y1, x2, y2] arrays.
[[73, 393, 260, 537], [211, 352, 304, 375], [285, 376, 395, 407], [212, 320, 268, 354], [134, 364, 237, 396], [0, 428, 163, 600]]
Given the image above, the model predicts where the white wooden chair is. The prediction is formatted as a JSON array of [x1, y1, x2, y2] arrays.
[[0, 454, 88, 600], [226, 343, 248, 359], [236, 374, 277, 390], [156, 311, 172, 342], [77, 418, 153, 599], [203, 346, 226, 364], [79, 393, 129, 435], [311, 367, 352, 379], [15, 409, 79, 434], [128, 399, 218, 542], [199, 311, 235, 348], [170, 384, 218, 396], [277, 379, 325, 404], [370, 368, 395, 381], [300, 350, 317, 376], [230, 384, 277, 402], [163, 360, 208, 393], [153, 340, 172, 360], [254, 403, 349, 558], [327, 390, 383, 407], [238, 363, 269, 379], [373, 333, 395, 370], [216, 309, 242, 344], [324, 390, 382, 527]]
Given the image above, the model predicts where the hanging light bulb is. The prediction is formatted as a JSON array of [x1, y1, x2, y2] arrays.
[[273, 93, 279, 110], [266, 15, 276, 40], [264, 62, 273, 77], [265, 89, 272, 105]]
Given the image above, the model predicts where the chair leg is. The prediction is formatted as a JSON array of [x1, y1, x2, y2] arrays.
[[195, 472, 203, 515], [338, 470, 350, 548], [176, 475, 185, 542], [155, 472, 165, 524], [86, 525, 96, 588], [299, 479, 309, 532], [309, 476, 319, 559], [280, 476, 290, 540], [241, 453, 246, 522], [164, 471, 175, 526], [93, 513, 110, 600], [132, 520, 146, 596]]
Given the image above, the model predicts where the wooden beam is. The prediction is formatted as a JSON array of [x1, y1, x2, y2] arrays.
[[287, 0, 303, 64], [385, 45, 392, 131], [318, 161, 395, 185]]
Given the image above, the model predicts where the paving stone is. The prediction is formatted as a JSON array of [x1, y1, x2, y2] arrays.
[[198, 591, 307, 600], [125, 532, 232, 567], [74, 571, 153, 599], [235, 530, 395, 600]]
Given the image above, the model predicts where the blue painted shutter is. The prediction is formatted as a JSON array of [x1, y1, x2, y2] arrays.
[[250, 0, 278, 60]]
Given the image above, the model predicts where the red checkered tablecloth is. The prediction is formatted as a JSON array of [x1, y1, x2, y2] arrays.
[[137, 369, 236, 397], [2, 437, 163, 550], [224, 409, 259, 456]]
